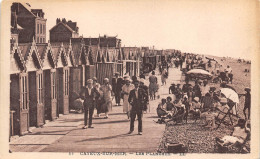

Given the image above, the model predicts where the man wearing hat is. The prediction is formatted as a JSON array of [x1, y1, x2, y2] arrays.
[[80, 79, 100, 129], [112, 72, 123, 106], [128, 80, 147, 135]]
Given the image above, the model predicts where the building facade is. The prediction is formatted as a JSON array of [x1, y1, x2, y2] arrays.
[[11, 2, 47, 43], [49, 18, 79, 43]]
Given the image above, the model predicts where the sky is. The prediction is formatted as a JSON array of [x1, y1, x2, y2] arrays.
[[21, 0, 259, 59]]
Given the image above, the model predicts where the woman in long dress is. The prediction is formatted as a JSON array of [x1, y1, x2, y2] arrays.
[[100, 78, 112, 119], [95, 83, 103, 117], [149, 71, 158, 100], [121, 78, 134, 119], [161, 68, 167, 86]]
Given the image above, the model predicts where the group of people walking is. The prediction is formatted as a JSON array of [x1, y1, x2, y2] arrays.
[[79, 77, 113, 129], [79, 72, 149, 135]]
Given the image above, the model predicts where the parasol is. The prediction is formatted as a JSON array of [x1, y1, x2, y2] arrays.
[[220, 88, 239, 103], [186, 69, 212, 79]]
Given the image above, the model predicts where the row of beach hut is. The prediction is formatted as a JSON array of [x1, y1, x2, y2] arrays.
[[10, 38, 140, 136]]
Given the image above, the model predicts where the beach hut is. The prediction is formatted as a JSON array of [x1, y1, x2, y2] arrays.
[[10, 41, 28, 136], [85, 45, 95, 81], [52, 43, 70, 115], [121, 60, 137, 77], [18, 38, 45, 129], [67, 41, 85, 110], [37, 42, 57, 121]]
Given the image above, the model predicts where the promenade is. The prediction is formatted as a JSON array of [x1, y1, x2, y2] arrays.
[[10, 67, 182, 153]]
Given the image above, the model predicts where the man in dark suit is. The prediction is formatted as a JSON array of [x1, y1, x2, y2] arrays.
[[139, 78, 149, 112], [80, 79, 100, 129], [128, 80, 147, 135], [112, 72, 123, 106]]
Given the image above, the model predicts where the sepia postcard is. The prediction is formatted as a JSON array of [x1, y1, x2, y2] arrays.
[[0, 0, 259, 159]]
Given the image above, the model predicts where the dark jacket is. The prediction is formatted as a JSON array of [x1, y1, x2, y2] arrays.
[[112, 77, 123, 92], [80, 87, 100, 108], [128, 87, 147, 111]]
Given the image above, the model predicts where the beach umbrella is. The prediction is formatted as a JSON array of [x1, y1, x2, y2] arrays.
[[220, 88, 239, 103], [186, 69, 212, 79]]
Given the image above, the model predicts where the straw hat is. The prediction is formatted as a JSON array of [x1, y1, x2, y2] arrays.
[[194, 97, 199, 102], [87, 79, 93, 84]]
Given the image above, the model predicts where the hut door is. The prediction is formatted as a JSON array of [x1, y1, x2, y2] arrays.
[[63, 67, 69, 114], [36, 70, 44, 126], [50, 70, 57, 120], [19, 73, 29, 135]]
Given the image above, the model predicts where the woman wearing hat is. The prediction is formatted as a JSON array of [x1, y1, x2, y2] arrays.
[[121, 77, 135, 119], [100, 78, 112, 119]]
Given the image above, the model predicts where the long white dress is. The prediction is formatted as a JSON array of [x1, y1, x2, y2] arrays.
[[122, 84, 135, 113]]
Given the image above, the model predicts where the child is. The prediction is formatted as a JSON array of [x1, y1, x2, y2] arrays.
[[182, 94, 190, 123], [190, 97, 201, 122], [216, 119, 250, 146]]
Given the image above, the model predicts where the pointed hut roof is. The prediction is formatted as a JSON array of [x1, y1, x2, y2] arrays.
[[19, 38, 42, 71], [10, 41, 26, 74]]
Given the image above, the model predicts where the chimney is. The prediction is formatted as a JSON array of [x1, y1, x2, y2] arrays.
[[56, 18, 61, 24], [62, 18, 66, 24]]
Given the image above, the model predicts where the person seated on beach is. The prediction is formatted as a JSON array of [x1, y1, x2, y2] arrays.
[[200, 107, 218, 129], [169, 83, 176, 94], [171, 104, 185, 122], [166, 96, 175, 111], [190, 97, 202, 121], [216, 119, 250, 147], [201, 93, 214, 112], [157, 98, 167, 117], [215, 98, 230, 119], [173, 97, 183, 111]]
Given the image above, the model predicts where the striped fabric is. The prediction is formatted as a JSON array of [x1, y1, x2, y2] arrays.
[[96, 63, 116, 85]]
